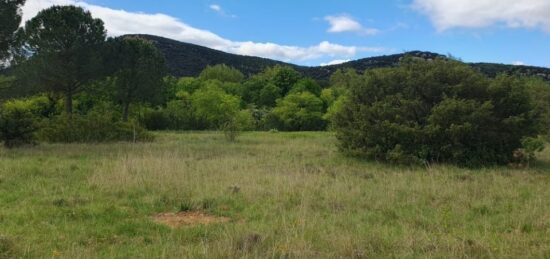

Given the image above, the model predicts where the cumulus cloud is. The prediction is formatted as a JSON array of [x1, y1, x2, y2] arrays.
[[21, 0, 384, 62], [324, 15, 379, 36], [320, 59, 351, 66], [413, 0, 550, 33]]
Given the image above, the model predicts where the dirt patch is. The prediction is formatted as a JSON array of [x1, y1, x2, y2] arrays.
[[153, 211, 230, 228]]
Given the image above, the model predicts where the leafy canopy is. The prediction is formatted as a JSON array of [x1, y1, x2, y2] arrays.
[[0, 0, 25, 61], [333, 58, 542, 166], [17, 5, 106, 115], [104, 36, 167, 120]]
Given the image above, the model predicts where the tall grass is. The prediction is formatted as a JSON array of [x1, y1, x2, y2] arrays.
[[0, 132, 548, 258]]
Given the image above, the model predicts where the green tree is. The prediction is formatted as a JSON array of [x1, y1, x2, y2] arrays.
[[105, 37, 167, 121], [329, 68, 361, 92], [164, 91, 200, 130], [263, 65, 302, 95], [289, 78, 322, 96], [199, 64, 244, 83], [0, 0, 25, 61], [17, 5, 106, 116], [191, 85, 241, 129], [258, 83, 282, 107], [272, 91, 326, 131]]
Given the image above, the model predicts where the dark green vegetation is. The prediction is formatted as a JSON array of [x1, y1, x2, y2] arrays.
[[15, 5, 106, 115], [0, 0, 25, 61], [0, 132, 549, 258], [133, 34, 550, 82], [333, 58, 545, 166], [0, 4, 548, 167]]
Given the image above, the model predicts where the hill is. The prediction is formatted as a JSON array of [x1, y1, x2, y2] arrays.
[[130, 34, 550, 81]]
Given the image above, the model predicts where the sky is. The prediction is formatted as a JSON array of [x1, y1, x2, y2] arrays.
[[21, 0, 550, 67]]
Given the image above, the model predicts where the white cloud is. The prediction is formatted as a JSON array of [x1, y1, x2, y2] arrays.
[[324, 15, 379, 36], [320, 59, 351, 66], [208, 4, 236, 18], [209, 4, 221, 12], [413, 0, 550, 33], [512, 61, 525, 66], [21, 0, 385, 63]]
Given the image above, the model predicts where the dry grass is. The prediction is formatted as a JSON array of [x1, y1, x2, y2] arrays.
[[0, 131, 549, 258]]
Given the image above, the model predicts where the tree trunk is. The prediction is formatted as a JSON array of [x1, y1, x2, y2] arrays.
[[122, 102, 130, 122]]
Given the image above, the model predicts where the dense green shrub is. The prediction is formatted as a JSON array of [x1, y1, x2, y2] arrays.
[[163, 96, 202, 130], [525, 78, 550, 140], [140, 108, 170, 131], [272, 91, 326, 131], [333, 58, 542, 166], [191, 85, 241, 129], [0, 101, 37, 148], [39, 110, 152, 143]]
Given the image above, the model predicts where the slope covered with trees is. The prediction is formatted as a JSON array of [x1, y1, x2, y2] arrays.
[[132, 34, 550, 82]]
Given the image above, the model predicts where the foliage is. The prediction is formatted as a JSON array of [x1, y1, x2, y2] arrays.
[[104, 36, 167, 121], [257, 83, 282, 107], [39, 109, 152, 143], [17, 5, 106, 115], [199, 64, 244, 83], [262, 65, 302, 95], [525, 78, 550, 139], [512, 137, 546, 167], [0, 97, 40, 148], [272, 91, 326, 131], [140, 108, 170, 131], [191, 85, 241, 129], [0, 0, 25, 62], [134, 34, 550, 83], [221, 109, 254, 141], [333, 58, 543, 166], [163, 93, 201, 130], [323, 95, 347, 129], [289, 78, 322, 96]]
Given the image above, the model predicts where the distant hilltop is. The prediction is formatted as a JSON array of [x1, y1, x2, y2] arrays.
[[127, 34, 550, 81]]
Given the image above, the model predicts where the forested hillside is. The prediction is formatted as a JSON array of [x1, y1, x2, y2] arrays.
[[132, 34, 550, 81]]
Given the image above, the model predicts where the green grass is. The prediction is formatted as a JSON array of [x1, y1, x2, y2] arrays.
[[0, 131, 549, 258]]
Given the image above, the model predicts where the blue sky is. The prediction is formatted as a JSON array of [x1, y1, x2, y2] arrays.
[[23, 0, 550, 67]]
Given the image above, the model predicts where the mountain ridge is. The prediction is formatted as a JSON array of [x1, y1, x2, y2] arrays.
[[126, 34, 550, 81]]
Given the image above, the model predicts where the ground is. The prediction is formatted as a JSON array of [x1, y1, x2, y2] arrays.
[[0, 132, 549, 258]]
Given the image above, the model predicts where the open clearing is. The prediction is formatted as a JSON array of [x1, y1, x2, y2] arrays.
[[0, 132, 549, 258]]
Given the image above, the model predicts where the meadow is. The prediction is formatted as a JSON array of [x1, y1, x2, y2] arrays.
[[0, 131, 549, 258]]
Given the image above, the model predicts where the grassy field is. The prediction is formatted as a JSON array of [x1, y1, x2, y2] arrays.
[[0, 132, 549, 258]]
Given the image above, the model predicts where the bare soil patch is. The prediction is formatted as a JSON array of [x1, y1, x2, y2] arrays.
[[153, 211, 230, 228]]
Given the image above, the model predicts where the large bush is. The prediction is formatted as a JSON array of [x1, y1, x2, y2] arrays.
[[191, 85, 241, 129], [39, 110, 152, 143], [0, 96, 52, 148], [272, 91, 326, 131], [333, 58, 542, 166], [0, 102, 37, 148]]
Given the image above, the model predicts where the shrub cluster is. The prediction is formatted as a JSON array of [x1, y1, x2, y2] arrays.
[[333, 58, 543, 166], [38, 113, 152, 143], [0, 96, 151, 148]]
